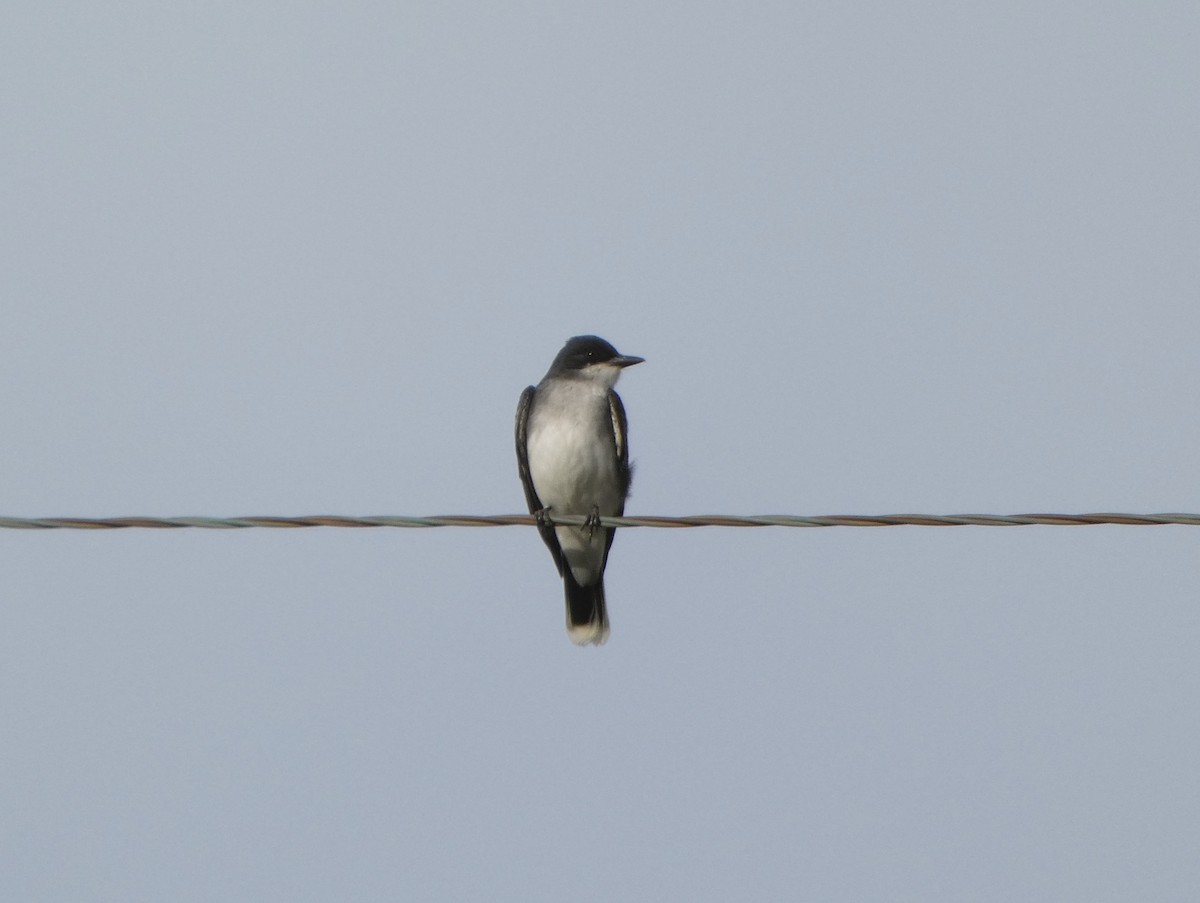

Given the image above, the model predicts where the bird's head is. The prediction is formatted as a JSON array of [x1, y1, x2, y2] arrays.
[[549, 335, 644, 387]]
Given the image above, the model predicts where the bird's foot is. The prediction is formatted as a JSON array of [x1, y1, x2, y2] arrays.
[[584, 506, 602, 538], [534, 507, 553, 528]]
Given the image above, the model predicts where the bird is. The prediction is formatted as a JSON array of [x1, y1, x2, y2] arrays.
[[515, 335, 644, 645]]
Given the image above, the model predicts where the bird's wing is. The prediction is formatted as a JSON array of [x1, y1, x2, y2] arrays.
[[602, 389, 633, 566], [608, 389, 632, 507], [516, 385, 566, 576]]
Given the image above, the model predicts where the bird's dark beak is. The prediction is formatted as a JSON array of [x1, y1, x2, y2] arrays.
[[612, 355, 645, 368]]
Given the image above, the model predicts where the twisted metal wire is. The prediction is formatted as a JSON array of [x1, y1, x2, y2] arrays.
[[2, 513, 1199, 530]]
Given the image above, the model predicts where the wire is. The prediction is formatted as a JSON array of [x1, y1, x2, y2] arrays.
[[1, 513, 1199, 530]]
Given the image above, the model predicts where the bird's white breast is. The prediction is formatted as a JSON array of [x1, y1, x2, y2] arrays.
[[526, 380, 622, 515], [526, 377, 626, 586]]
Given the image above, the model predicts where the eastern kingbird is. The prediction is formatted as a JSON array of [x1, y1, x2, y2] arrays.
[[516, 335, 644, 645]]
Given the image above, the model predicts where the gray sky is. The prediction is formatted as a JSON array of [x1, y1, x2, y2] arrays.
[[3, 2, 1199, 900]]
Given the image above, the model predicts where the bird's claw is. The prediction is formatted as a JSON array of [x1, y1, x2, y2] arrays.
[[584, 506, 602, 538], [534, 507, 552, 528]]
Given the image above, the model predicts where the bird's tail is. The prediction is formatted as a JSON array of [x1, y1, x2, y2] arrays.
[[564, 575, 610, 646]]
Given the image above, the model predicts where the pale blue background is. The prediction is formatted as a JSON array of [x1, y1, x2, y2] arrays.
[[2, 2, 1198, 900]]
